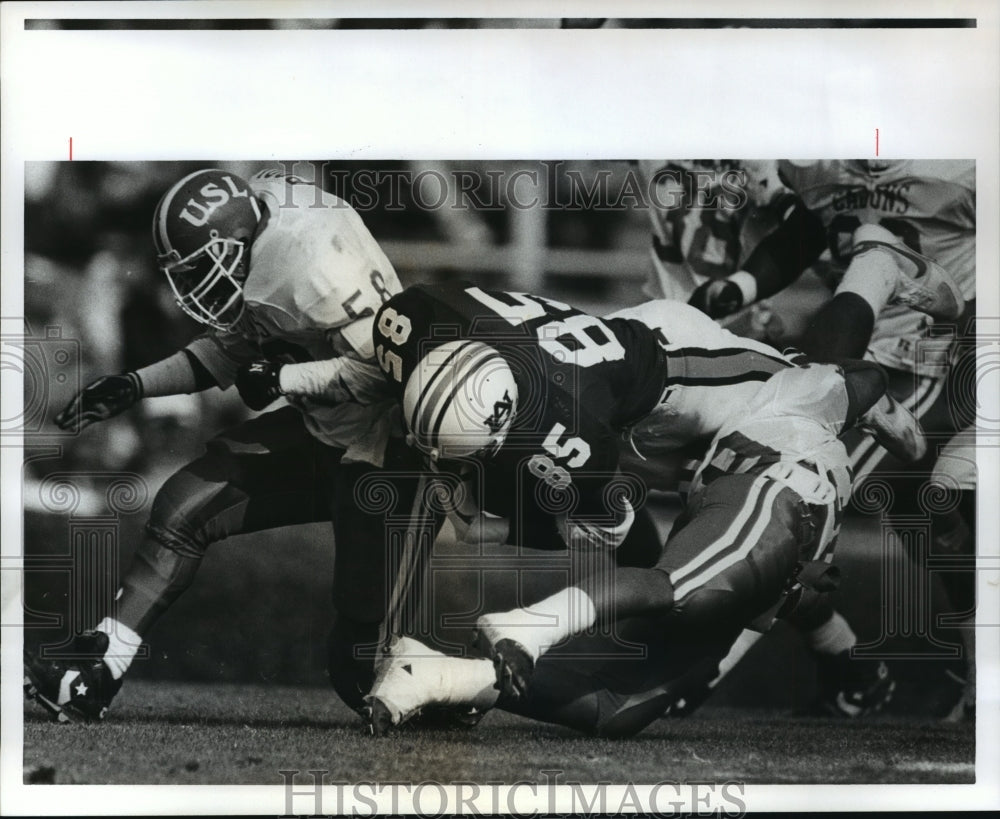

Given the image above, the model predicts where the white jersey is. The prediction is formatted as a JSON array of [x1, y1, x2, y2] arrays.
[[637, 160, 785, 301], [692, 363, 854, 555], [185, 171, 402, 461], [608, 300, 793, 452], [778, 160, 975, 376]]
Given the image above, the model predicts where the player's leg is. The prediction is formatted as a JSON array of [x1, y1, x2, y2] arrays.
[[798, 224, 965, 360], [365, 604, 734, 738], [843, 359, 974, 717], [479, 470, 818, 701], [783, 590, 895, 717], [503, 616, 738, 737], [327, 436, 448, 714], [24, 407, 338, 722], [927, 433, 977, 720]]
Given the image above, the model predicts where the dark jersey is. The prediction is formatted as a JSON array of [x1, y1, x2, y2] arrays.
[[373, 283, 668, 543]]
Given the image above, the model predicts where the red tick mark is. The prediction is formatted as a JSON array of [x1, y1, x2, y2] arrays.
[[69, 137, 73, 161], [875, 128, 879, 157]]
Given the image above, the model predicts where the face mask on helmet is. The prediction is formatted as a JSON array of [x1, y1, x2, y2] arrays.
[[403, 339, 518, 463], [153, 169, 262, 331], [159, 235, 248, 329]]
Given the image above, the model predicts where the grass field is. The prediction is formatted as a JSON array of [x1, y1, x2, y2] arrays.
[[23, 679, 974, 786]]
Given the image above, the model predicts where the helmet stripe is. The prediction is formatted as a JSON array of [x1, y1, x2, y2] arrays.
[[429, 348, 504, 453], [416, 342, 489, 449], [408, 340, 469, 437]]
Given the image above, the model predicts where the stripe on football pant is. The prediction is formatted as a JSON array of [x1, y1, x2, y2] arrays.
[[670, 475, 785, 602]]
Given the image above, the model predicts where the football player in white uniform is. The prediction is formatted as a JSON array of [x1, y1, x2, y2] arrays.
[[688, 159, 976, 717], [24, 168, 415, 722], [637, 159, 793, 343], [637, 159, 908, 718]]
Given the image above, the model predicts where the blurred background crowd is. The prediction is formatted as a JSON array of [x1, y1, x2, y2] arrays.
[[22, 159, 650, 485]]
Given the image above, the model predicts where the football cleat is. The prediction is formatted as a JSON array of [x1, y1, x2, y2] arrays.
[[813, 650, 896, 718], [24, 632, 123, 723], [363, 637, 478, 736], [472, 622, 537, 703], [851, 224, 964, 321], [858, 393, 928, 463]]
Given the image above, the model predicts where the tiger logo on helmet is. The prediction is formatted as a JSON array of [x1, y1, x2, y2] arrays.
[[402, 339, 518, 462], [152, 169, 263, 331]]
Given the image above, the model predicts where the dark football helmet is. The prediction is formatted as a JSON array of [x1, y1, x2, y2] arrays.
[[152, 169, 263, 330]]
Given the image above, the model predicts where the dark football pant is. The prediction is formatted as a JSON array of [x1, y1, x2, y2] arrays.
[[503, 472, 826, 737], [504, 615, 738, 737], [113, 406, 423, 709]]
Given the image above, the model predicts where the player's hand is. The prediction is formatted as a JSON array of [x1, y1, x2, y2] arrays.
[[55, 373, 143, 431], [688, 279, 745, 318], [235, 361, 284, 410]]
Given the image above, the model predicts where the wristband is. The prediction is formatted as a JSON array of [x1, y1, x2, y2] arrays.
[[728, 271, 758, 305]]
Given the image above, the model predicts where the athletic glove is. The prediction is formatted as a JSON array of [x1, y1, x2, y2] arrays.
[[687, 279, 745, 318], [55, 372, 143, 431], [235, 361, 284, 410]]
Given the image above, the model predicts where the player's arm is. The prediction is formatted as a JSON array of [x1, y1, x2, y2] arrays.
[[54, 348, 218, 431], [688, 192, 827, 318], [556, 474, 637, 552], [535, 431, 637, 553], [278, 352, 391, 404], [237, 310, 395, 411]]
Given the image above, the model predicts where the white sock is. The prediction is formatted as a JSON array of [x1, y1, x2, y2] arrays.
[[485, 587, 598, 662], [804, 611, 857, 656], [95, 617, 143, 680], [438, 657, 501, 710], [838, 247, 899, 315]]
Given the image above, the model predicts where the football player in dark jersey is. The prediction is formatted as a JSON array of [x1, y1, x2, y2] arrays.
[[361, 282, 901, 735]]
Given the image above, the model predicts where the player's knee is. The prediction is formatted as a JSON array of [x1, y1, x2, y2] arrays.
[[782, 587, 836, 630], [145, 453, 243, 557]]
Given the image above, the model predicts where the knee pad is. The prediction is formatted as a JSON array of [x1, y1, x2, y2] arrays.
[[145, 452, 244, 558], [782, 586, 836, 630]]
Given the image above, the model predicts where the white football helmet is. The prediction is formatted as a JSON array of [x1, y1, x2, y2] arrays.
[[403, 339, 518, 462]]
